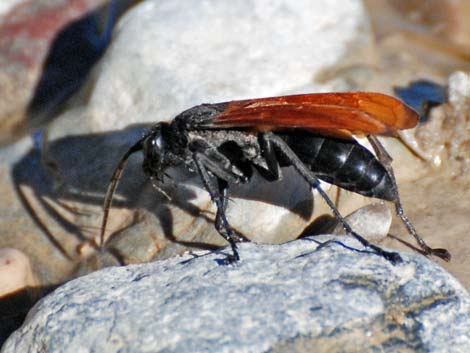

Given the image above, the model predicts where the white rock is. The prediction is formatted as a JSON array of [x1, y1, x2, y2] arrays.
[[4, 236, 470, 353], [0, 248, 37, 297], [448, 71, 470, 107], [87, 0, 373, 132], [0, 0, 24, 17], [332, 202, 392, 242]]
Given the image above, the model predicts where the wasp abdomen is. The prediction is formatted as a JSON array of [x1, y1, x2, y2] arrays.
[[281, 133, 397, 201]]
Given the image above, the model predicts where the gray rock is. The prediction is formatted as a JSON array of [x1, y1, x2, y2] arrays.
[[3, 235, 470, 353]]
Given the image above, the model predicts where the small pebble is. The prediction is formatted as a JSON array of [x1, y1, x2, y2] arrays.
[[0, 248, 37, 297], [332, 202, 392, 242]]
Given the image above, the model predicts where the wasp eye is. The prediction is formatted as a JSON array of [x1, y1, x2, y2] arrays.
[[154, 135, 164, 149], [142, 127, 166, 179]]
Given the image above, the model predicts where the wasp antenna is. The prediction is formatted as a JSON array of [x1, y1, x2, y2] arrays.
[[100, 140, 145, 248]]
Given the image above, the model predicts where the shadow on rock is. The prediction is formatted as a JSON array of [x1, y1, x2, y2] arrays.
[[12, 125, 314, 266]]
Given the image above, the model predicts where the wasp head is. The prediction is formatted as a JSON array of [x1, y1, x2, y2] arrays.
[[142, 123, 171, 182]]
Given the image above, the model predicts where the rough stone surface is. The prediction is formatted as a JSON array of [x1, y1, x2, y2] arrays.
[[3, 235, 470, 353]]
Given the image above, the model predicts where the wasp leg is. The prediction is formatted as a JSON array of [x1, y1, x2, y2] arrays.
[[263, 132, 402, 264], [367, 136, 450, 261], [192, 148, 244, 263], [255, 134, 282, 181]]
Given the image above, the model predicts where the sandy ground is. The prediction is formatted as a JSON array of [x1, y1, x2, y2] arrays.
[[384, 167, 470, 288]]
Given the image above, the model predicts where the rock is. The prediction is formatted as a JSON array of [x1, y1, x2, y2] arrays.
[[86, 0, 374, 133], [448, 71, 470, 106], [3, 235, 470, 353], [446, 71, 470, 176], [0, 248, 41, 346], [0, 1, 24, 16], [331, 202, 392, 242], [0, 248, 37, 296], [0, 0, 111, 144], [389, 71, 470, 173]]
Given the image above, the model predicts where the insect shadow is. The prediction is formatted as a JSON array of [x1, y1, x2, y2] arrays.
[[11, 124, 314, 264]]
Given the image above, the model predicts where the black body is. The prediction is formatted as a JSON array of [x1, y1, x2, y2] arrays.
[[276, 133, 396, 201], [144, 104, 396, 201], [147, 125, 396, 200]]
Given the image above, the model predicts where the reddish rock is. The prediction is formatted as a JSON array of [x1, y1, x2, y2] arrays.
[[0, 0, 107, 144]]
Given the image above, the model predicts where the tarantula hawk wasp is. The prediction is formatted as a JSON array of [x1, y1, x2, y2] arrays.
[[99, 92, 450, 264]]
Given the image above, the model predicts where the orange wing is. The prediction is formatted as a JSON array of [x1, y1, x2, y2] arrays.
[[204, 92, 418, 138]]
